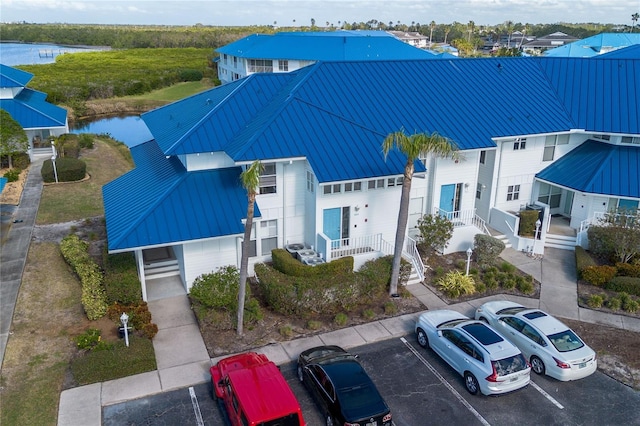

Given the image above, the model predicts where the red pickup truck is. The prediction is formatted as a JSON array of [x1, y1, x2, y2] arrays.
[[210, 352, 305, 426]]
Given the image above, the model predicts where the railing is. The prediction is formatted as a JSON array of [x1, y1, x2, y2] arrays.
[[404, 236, 425, 283], [248, 65, 273, 73], [473, 214, 490, 235], [433, 208, 478, 227]]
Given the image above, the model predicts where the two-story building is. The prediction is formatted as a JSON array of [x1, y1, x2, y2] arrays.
[[215, 30, 438, 84], [103, 56, 640, 300], [0, 64, 69, 160]]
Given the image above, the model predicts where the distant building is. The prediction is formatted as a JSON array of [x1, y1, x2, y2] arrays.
[[0, 64, 68, 160], [215, 30, 438, 84], [387, 31, 429, 48], [522, 32, 579, 55], [544, 33, 640, 58]]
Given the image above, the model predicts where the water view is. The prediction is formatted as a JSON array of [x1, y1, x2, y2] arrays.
[[72, 115, 153, 148], [0, 42, 108, 66]]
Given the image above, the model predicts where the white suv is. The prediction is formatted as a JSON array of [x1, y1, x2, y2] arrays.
[[415, 310, 531, 395]]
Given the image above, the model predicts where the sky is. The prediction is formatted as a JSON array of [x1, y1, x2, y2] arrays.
[[2, 0, 640, 27]]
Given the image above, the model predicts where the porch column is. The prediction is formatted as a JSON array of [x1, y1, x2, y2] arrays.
[[135, 249, 148, 302]]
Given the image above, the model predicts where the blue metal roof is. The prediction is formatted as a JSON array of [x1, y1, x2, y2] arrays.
[[545, 33, 640, 58], [536, 57, 640, 134], [0, 87, 67, 129], [103, 140, 260, 251], [0, 64, 33, 88], [216, 30, 437, 61], [536, 140, 640, 198], [595, 44, 640, 59]]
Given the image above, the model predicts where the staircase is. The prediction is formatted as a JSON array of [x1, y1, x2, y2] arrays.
[[494, 234, 512, 249], [544, 234, 577, 251], [144, 258, 180, 280], [406, 263, 423, 286]]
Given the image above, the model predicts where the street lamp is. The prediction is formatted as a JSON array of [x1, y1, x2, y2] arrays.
[[51, 140, 59, 183], [466, 246, 473, 276], [532, 219, 542, 254], [120, 312, 129, 347]]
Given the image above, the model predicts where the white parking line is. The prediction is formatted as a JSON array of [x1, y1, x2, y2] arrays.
[[529, 380, 564, 409], [400, 337, 491, 426], [189, 386, 205, 426]]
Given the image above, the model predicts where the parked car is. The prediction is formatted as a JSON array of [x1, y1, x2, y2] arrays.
[[475, 301, 597, 381], [297, 345, 392, 426], [415, 310, 531, 395], [210, 352, 305, 426]]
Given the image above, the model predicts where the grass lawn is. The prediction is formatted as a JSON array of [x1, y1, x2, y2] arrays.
[[37, 138, 133, 224]]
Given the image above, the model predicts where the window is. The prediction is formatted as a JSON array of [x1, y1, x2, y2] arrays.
[[537, 182, 561, 208], [387, 177, 403, 187], [323, 184, 341, 195], [506, 184, 520, 201], [593, 134, 610, 141], [543, 134, 569, 161], [223, 54, 228, 64], [344, 182, 362, 192], [476, 183, 482, 200], [260, 220, 277, 255], [278, 60, 289, 71], [248, 59, 273, 73], [306, 171, 314, 193], [479, 150, 486, 164], [621, 136, 640, 145], [259, 163, 276, 194], [233, 56, 238, 67], [513, 138, 526, 150], [368, 179, 385, 190]]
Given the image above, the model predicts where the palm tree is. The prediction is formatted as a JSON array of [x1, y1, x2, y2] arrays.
[[429, 20, 436, 46], [444, 26, 451, 44], [382, 130, 459, 296], [632, 13, 639, 32], [237, 160, 262, 336]]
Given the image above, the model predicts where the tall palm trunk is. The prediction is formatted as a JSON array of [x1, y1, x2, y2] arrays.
[[389, 161, 414, 296], [237, 192, 255, 336]]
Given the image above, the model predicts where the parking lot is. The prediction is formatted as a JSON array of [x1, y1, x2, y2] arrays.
[[103, 336, 640, 425]]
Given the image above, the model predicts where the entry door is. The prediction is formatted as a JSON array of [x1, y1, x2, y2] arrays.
[[439, 184, 456, 212], [563, 191, 574, 216], [323, 208, 341, 249]]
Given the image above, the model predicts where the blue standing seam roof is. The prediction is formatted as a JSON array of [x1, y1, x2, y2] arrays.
[[536, 139, 640, 199], [0, 64, 33, 88], [216, 31, 436, 61], [0, 87, 68, 128], [103, 140, 260, 251], [544, 33, 640, 58], [595, 44, 640, 59]]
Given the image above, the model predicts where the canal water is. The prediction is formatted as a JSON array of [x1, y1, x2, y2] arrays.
[[0, 42, 108, 66], [72, 115, 153, 148]]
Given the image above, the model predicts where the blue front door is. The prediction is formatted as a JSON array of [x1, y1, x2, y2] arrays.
[[323, 208, 341, 248], [439, 184, 455, 212]]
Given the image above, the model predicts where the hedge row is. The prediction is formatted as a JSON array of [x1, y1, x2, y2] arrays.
[[575, 246, 597, 278], [255, 255, 407, 316], [271, 248, 354, 277], [103, 251, 142, 305], [41, 157, 86, 183], [604, 276, 640, 297], [60, 234, 108, 320]]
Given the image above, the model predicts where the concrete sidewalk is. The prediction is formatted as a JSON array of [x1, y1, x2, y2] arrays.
[[57, 247, 640, 426]]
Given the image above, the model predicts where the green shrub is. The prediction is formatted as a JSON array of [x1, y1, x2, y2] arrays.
[[362, 309, 375, 320], [474, 234, 505, 268], [106, 302, 158, 339], [78, 133, 95, 149], [60, 234, 108, 320], [12, 152, 30, 169], [581, 265, 618, 286], [434, 266, 444, 278], [518, 209, 541, 237], [189, 265, 262, 329], [417, 213, 454, 252], [3, 168, 20, 182], [485, 277, 499, 290], [41, 157, 86, 182], [587, 226, 617, 261], [474, 281, 487, 293], [384, 301, 398, 315], [605, 276, 640, 297], [179, 69, 204, 81], [516, 277, 534, 295], [587, 294, 604, 308], [55, 133, 80, 158], [616, 262, 640, 278], [279, 325, 294, 338], [455, 259, 466, 270], [74, 328, 101, 350], [575, 246, 597, 278], [500, 262, 516, 273], [271, 248, 353, 277], [501, 276, 516, 290], [437, 270, 476, 298], [607, 297, 621, 311], [307, 320, 322, 330], [333, 313, 348, 326], [623, 299, 639, 313]]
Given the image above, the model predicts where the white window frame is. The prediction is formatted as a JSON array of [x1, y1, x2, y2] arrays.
[[476, 183, 482, 200], [259, 163, 276, 194], [367, 179, 385, 190], [278, 60, 289, 71], [513, 138, 527, 150], [621, 136, 640, 145], [306, 170, 314, 193], [260, 220, 278, 255], [543, 134, 569, 161], [248, 59, 273, 73], [344, 182, 362, 192], [507, 184, 520, 201]]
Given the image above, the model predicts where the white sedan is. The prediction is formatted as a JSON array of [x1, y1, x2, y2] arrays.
[[475, 301, 597, 381], [415, 310, 531, 395]]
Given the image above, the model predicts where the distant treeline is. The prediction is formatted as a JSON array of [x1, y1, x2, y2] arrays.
[[0, 23, 277, 49], [0, 21, 618, 51]]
